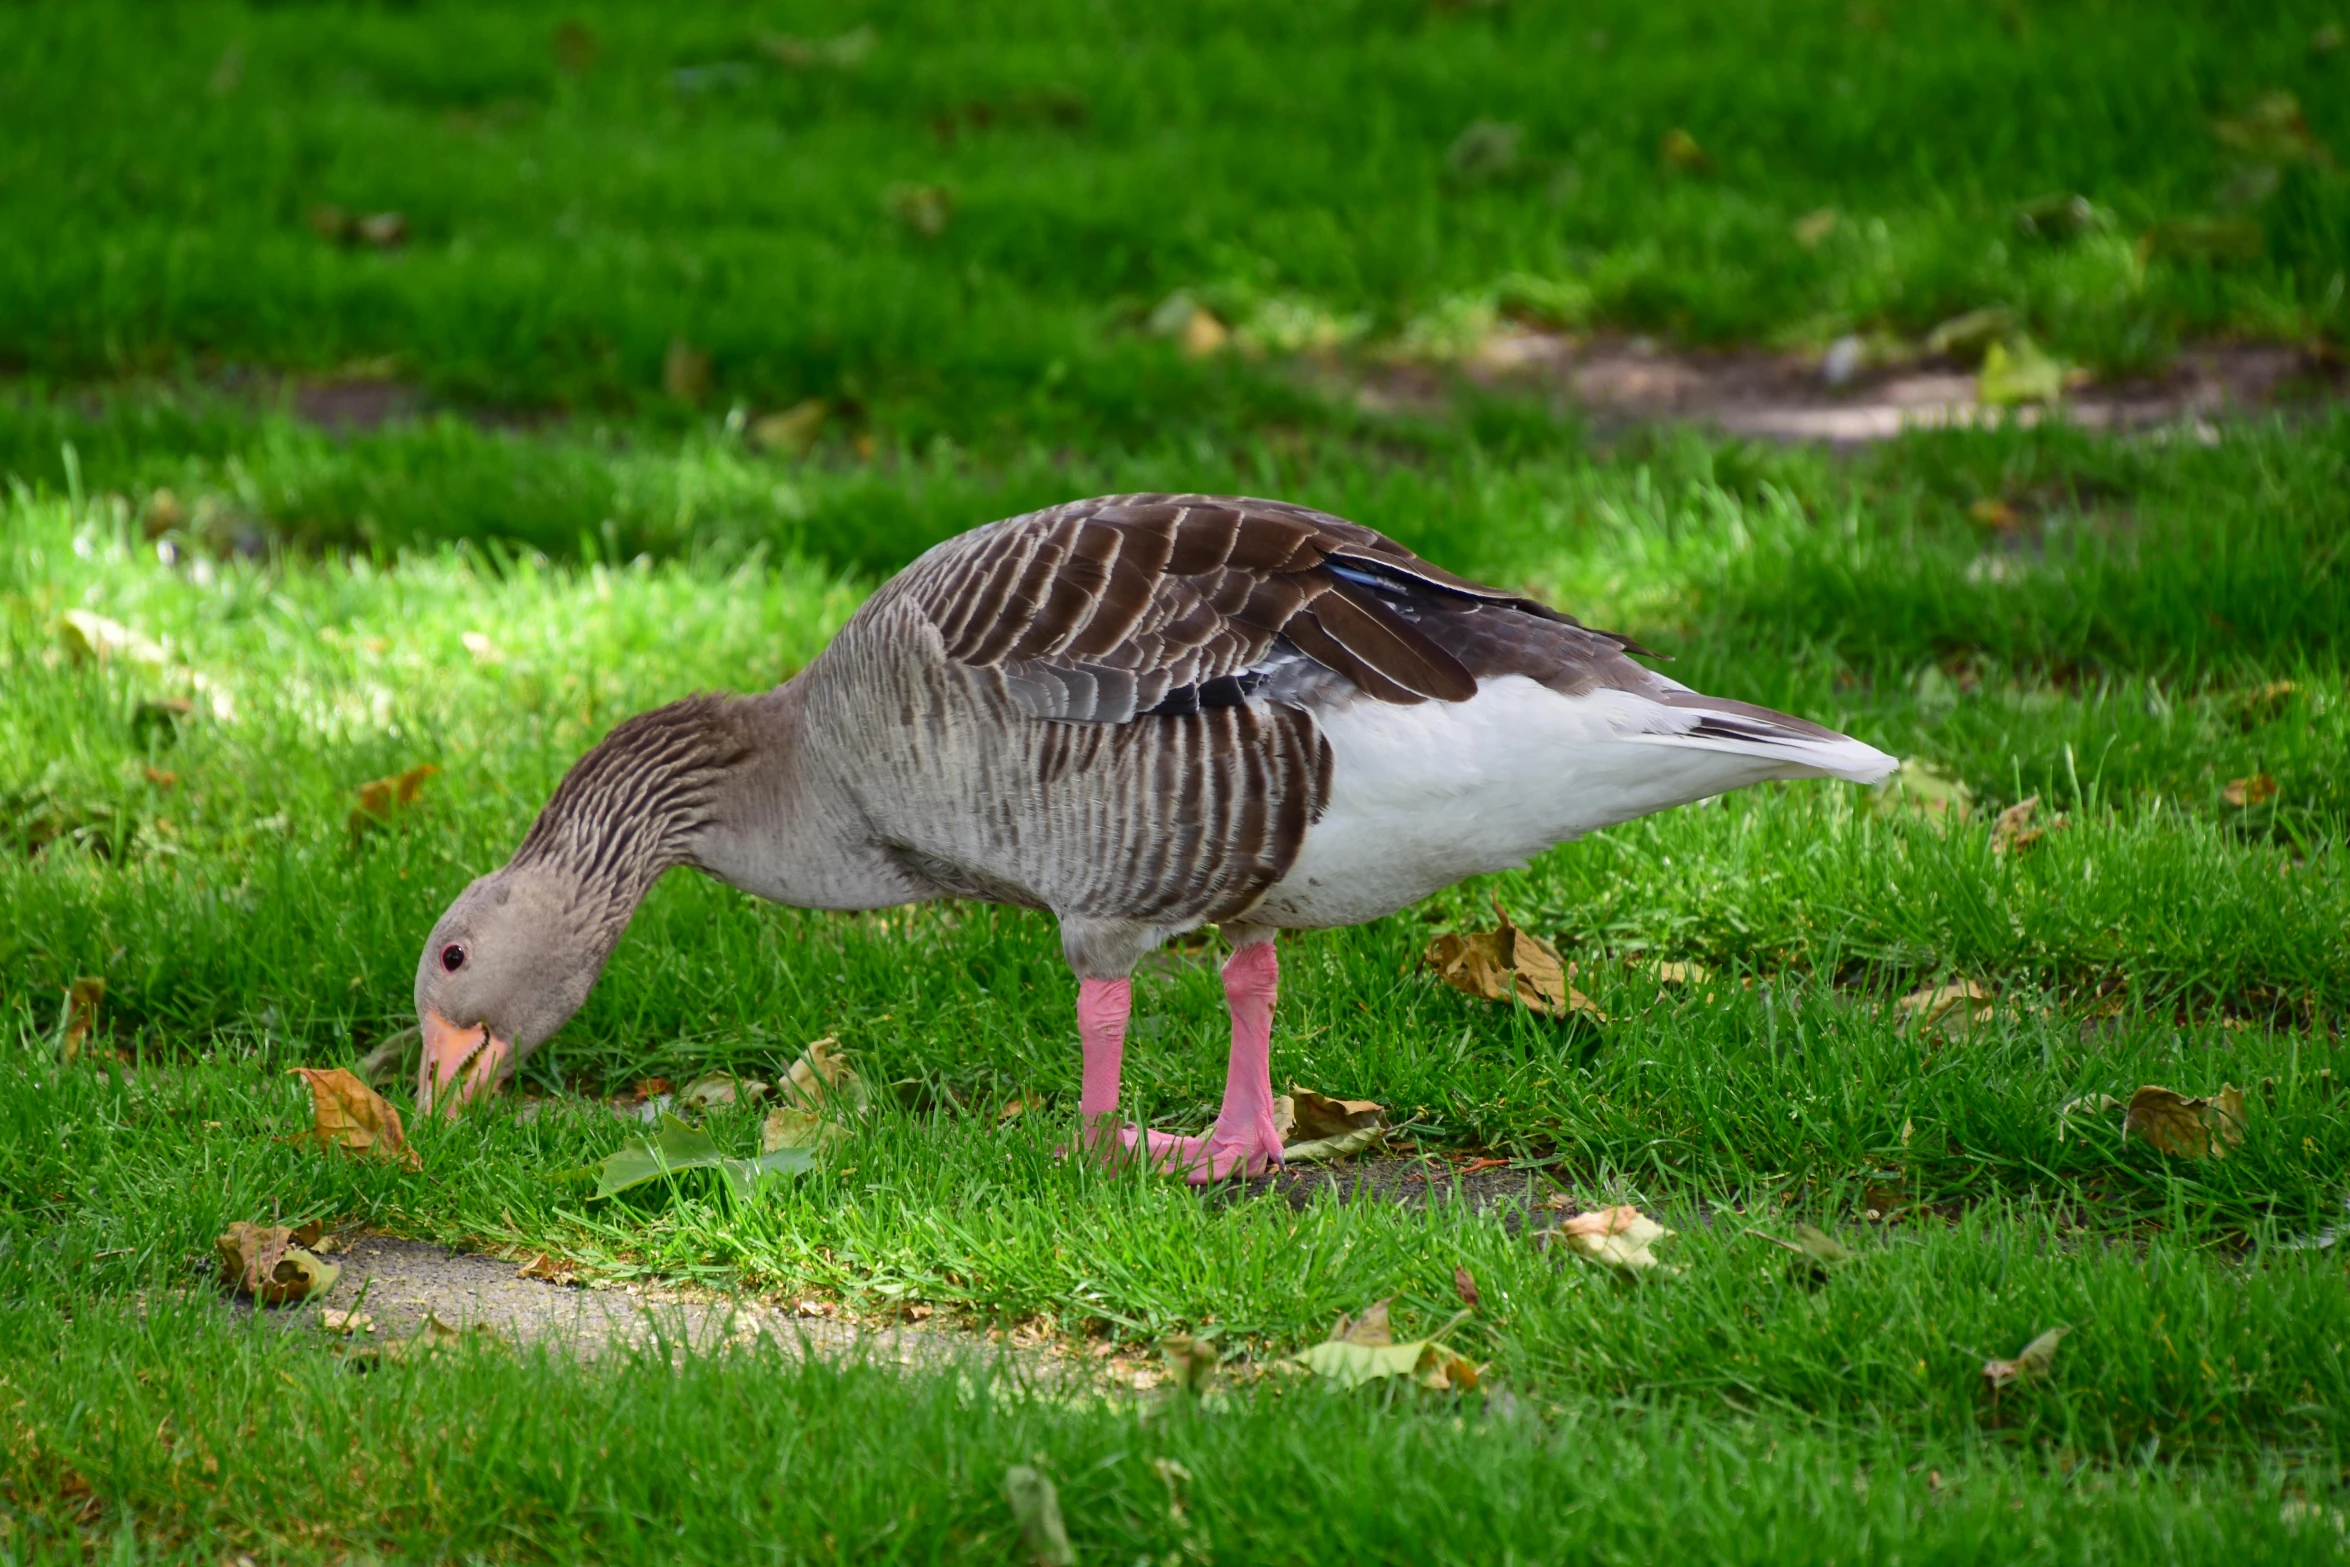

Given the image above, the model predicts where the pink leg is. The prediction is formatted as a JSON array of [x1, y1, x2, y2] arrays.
[[1065, 942, 1286, 1182]]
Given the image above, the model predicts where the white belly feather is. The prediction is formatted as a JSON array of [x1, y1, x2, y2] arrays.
[[1246, 675, 1894, 929]]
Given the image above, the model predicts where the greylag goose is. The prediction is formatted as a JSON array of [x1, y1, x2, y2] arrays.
[[414, 493, 1894, 1179]]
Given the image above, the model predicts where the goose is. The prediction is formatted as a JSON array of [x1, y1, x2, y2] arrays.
[[413, 493, 1894, 1179]]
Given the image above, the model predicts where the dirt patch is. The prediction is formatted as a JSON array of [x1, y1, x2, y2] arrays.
[[1357, 333, 2339, 447], [242, 1235, 990, 1365], [1250, 1152, 1556, 1227]]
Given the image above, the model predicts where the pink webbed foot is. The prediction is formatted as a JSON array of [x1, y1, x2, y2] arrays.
[[1104, 1122, 1283, 1183]]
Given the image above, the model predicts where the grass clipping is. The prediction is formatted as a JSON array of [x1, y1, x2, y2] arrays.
[[1426, 905, 1602, 1020]]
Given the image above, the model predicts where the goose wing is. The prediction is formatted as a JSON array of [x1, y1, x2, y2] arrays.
[[895, 492, 1638, 724]]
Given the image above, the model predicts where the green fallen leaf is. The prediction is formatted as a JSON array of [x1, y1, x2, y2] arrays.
[[1289, 1298, 1481, 1391], [1003, 1464, 1076, 1567], [1977, 336, 2067, 406], [592, 1112, 813, 1201]]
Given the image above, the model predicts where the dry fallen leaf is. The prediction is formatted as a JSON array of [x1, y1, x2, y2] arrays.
[[1148, 290, 1229, 357], [663, 340, 711, 402], [2123, 1085, 2246, 1160], [762, 1036, 865, 1154], [2056, 1092, 2122, 1143], [1161, 1331, 1220, 1394], [319, 1309, 374, 1335], [1896, 979, 1994, 1037], [216, 1222, 342, 1305], [1427, 906, 1603, 1021], [1549, 1204, 1674, 1273], [1983, 1324, 2070, 1393], [289, 1067, 421, 1169], [679, 1072, 768, 1110], [1877, 758, 1973, 821], [1660, 126, 1710, 171], [749, 398, 827, 456], [1792, 207, 1839, 248], [59, 976, 104, 1063], [1648, 959, 1711, 987], [1274, 1085, 1387, 1163], [886, 182, 954, 238], [1454, 1265, 1481, 1309], [1290, 1298, 1483, 1391], [1003, 1465, 1077, 1567], [2223, 773, 2279, 808], [349, 764, 438, 838], [1991, 795, 2043, 854], [516, 1252, 575, 1283], [1754, 1223, 1851, 1279]]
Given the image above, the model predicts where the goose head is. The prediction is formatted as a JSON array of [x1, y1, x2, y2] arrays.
[[413, 863, 614, 1115]]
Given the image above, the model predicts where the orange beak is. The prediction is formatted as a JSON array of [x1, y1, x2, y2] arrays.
[[418, 1009, 513, 1117]]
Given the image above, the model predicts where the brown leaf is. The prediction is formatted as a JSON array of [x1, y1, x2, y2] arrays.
[[59, 976, 104, 1063], [1453, 1265, 1481, 1309], [679, 1072, 767, 1110], [1895, 979, 1994, 1037], [1332, 1297, 1395, 1347], [1982, 1324, 2070, 1393], [216, 1222, 341, 1305], [663, 340, 712, 402], [349, 763, 439, 838], [1991, 795, 2042, 854], [289, 1067, 421, 1169], [1272, 1085, 1386, 1164], [2222, 773, 2278, 807], [516, 1252, 575, 1283], [552, 19, 600, 73], [1660, 126, 1711, 171], [1792, 207, 1839, 248], [1161, 1331, 1220, 1394], [749, 398, 827, 456], [1968, 498, 2021, 530], [885, 183, 954, 238], [2123, 1085, 2246, 1160], [1426, 907, 1603, 1020], [354, 212, 407, 250], [761, 1036, 865, 1154], [1549, 1204, 1674, 1272]]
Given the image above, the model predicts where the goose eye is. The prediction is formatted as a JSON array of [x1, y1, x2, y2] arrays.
[[440, 943, 467, 973]]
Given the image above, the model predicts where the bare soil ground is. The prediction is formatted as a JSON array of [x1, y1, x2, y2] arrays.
[[1356, 333, 2340, 446]]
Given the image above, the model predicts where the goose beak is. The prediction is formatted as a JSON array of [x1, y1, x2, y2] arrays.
[[418, 1009, 513, 1117]]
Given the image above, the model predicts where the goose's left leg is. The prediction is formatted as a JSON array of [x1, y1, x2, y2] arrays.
[[1063, 920, 1283, 1181]]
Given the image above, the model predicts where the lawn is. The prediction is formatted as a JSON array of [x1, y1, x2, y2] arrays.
[[5, 2, 2349, 1563]]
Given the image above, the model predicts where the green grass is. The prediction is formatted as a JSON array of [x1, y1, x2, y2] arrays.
[[7, 3, 2350, 1556], [2, 0, 2346, 443], [6, 411, 2349, 1558]]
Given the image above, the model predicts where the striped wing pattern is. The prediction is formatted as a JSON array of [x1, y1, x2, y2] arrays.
[[907, 493, 1560, 724]]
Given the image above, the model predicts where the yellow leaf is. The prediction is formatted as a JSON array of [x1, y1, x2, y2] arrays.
[[2123, 1085, 2246, 1160], [289, 1067, 422, 1169], [1978, 336, 2067, 406]]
